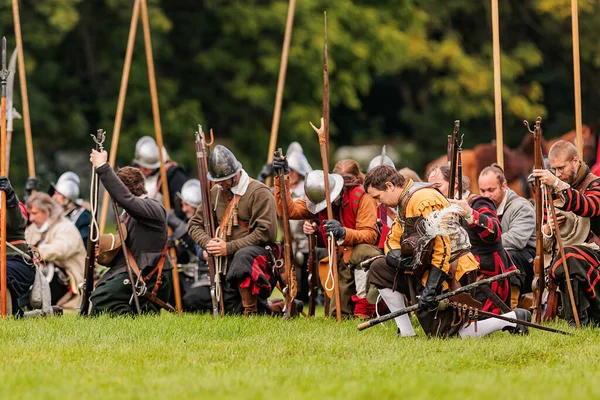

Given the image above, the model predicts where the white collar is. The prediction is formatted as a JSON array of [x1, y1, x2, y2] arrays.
[[496, 191, 509, 215], [230, 169, 250, 196]]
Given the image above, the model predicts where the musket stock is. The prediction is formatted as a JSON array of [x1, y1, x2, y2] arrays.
[[448, 121, 460, 199], [275, 148, 297, 319], [195, 126, 222, 317], [307, 231, 318, 316]]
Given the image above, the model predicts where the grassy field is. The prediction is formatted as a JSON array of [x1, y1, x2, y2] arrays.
[[0, 312, 598, 400]]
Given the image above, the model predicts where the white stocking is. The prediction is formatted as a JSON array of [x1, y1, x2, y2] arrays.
[[378, 288, 416, 337], [459, 311, 517, 338]]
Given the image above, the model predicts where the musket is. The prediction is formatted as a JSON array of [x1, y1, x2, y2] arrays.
[[448, 120, 460, 199], [525, 117, 545, 324], [357, 269, 519, 331], [5, 47, 19, 174], [0, 37, 8, 316], [275, 148, 297, 319], [309, 12, 342, 323], [195, 126, 223, 317], [445, 297, 571, 336], [457, 134, 464, 200], [306, 230, 318, 316], [79, 129, 105, 316]]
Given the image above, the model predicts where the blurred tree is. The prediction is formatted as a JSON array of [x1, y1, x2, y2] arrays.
[[0, 0, 598, 197]]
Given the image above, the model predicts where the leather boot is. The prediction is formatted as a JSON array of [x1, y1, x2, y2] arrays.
[[510, 285, 520, 309], [239, 287, 258, 316]]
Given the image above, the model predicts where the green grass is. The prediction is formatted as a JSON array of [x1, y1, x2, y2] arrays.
[[0, 313, 598, 400]]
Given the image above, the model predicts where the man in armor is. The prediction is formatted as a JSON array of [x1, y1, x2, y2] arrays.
[[132, 136, 188, 219], [188, 145, 278, 316], [273, 156, 380, 318], [50, 172, 91, 244], [364, 165, 530, 338]]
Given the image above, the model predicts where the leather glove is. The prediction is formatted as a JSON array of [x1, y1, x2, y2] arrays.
[[0, 176, 18, 208], [272, 154, 290, 175], [257, 163, 274, 183], [323, 219, 346, 241], [385, 248, 413, 272], [418, 266, 448, 312]]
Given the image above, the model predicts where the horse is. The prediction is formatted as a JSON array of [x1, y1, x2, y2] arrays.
[[425, 125, 596, 197]]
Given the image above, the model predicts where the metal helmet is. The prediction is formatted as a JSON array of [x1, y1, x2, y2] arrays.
[[304, 170, 345, 214], [133, 136, 161, 169], [286, 141, 304, 155], [207, 145, 243, 182], [287, 151, 312, 177], [367, 155, 395, 173], [51, 171, 80, 202], [177, 179, 202, 209]]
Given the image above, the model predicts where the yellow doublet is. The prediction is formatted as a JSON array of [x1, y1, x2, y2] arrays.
[[384, 180, 478, 286]]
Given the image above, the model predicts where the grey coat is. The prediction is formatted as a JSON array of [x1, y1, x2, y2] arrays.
[[498, 188, 536, 251]]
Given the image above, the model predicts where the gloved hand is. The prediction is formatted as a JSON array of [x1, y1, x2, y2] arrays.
[[272, 154, 290, 175], [385, 248, 413, 272], [0, 176, 18, 208], [323, 219, 346, 241], [418, 266, 448, 312], [257, 163, 274, 183]]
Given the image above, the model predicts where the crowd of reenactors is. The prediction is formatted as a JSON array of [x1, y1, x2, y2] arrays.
[[3, 132, 599, 338]]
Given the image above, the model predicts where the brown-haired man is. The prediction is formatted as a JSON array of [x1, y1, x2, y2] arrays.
[[89, 149, 173, 315], [364, 165, 530, 338]]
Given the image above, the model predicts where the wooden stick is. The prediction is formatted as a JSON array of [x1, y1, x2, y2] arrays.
[[546, 196, 580, 328], [0, 38, 7, 316], [12, 0, 35, 179], [140, 0, 182, 313], [571, 0, 583, 157], [323, 12, 330, 154], [265, 0, 296, 188], [99, 0, 141, 235], [491, 0, 504, 169]]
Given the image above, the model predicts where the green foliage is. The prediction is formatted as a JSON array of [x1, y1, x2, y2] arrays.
[[0, 0, 599, 195], [0, 313, 598, 399]]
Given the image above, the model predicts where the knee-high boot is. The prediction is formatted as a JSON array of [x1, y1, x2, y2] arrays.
[[239, 286, 258, 316]]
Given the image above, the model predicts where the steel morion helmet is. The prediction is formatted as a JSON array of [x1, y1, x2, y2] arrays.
[[287, 152, 313, 177], [177, 179, 202, 209], [304, 170, 344, 214], [207, 145, 243, 182], [51, 172, 80, 202], [133, 136, 161, 170]]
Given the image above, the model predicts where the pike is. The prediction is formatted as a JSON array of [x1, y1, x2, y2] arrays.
[[357, 269, 519, 331], [195, 126, 223, 317], [275, 148, 298, 319], [309, 12, 342, 322], [0, 37, 8, 316], [79, 129, 105, 316], [5, 47, 20, 174]]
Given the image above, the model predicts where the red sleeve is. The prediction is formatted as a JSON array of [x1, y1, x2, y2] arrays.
[[558, 179, 600, 218], [467, 196, 502, 243]]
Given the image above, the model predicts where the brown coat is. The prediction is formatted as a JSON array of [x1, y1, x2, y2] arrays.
[[188, 179, 277, 254], [274, 175, 378, 263]]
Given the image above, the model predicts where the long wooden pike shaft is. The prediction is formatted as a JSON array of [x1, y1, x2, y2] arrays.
[[0, 37, 8, 316], [140, 0, 182, 313], [11, 0, 35, 179], [571, 0, 583, 157], [491, 0, 504, 169], [99, 0, 141, 235], [265, 0, 296, 188], [323, 12, 329, 154]]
